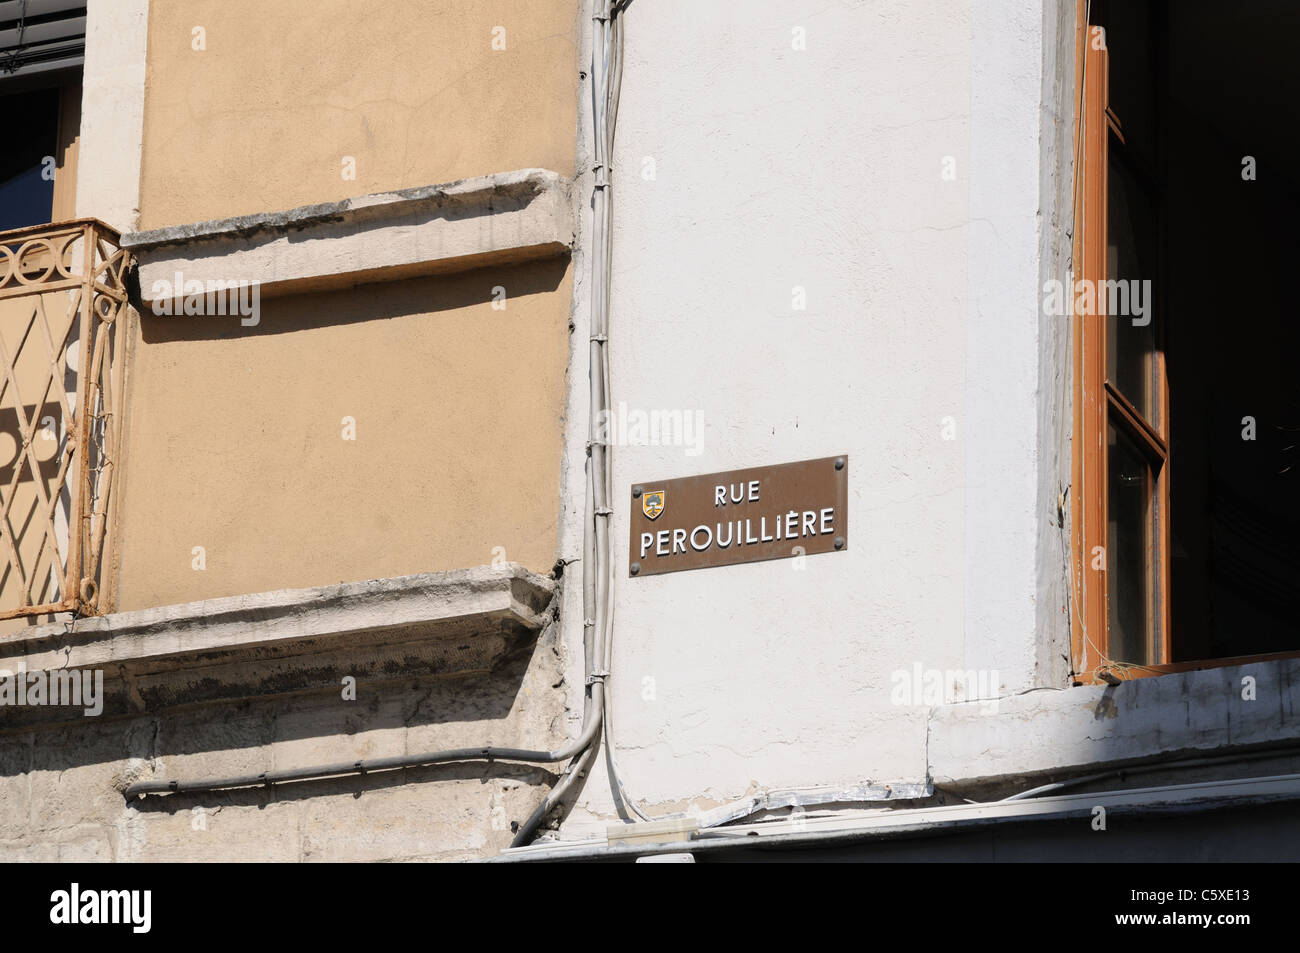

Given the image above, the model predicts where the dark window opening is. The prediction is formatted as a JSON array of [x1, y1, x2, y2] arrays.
[[0, 85, 59, 230], [1092, 0, 1300, 665]]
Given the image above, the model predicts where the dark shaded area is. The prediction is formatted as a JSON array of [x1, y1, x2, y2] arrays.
[[138, 255, 570, 343], [1163, 1, 1300, 659], [0, 646, 547, 794], [0, 86, 58, 231], [1102, 0, 1300, 660], [698, 800, 1300, 862]]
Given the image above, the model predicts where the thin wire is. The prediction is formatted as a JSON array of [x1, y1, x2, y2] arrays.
[[1065, 0, 1095, 680], [2, 0, 27, 74]]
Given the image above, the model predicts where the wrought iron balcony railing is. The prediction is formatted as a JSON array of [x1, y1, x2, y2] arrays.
[[0, 220, 131, 620]]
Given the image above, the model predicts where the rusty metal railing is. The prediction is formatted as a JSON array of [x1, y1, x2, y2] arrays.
[[0, 219, 131, 619]]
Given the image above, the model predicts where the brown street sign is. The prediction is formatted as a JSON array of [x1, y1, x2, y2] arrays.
[[628, 455, 848, 577]]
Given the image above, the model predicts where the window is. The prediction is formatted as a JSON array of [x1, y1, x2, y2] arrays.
[[0, 1, 85, 228], [1071, 0, 1300, 682], [0, 77, 80, 230]]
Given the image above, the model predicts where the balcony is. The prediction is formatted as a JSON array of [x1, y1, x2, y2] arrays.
[[0, 219, 130, 620]]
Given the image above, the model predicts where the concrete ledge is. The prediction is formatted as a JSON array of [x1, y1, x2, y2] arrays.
[[929, 658, 1300, 788], [0, 564, 557, 729], [122, 168, 575, 306]]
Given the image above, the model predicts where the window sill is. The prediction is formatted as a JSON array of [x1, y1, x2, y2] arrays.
[[1079, 650, 1300, 686], [929, 656, 1300, 791]]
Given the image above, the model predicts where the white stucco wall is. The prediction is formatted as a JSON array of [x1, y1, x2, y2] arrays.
[[557, 0, 1066, 832], [76, 0, 150, 231], [964, 0, 1048, 687]]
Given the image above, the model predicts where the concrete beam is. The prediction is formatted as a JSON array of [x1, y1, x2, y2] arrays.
[[122, 169, 575, 306], [929, 658, 1300, 788], [0, 564, 557, 729]]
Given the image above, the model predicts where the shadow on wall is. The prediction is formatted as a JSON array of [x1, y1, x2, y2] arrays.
[[0, 650, 559, 822], [137, 255, 571, 343]]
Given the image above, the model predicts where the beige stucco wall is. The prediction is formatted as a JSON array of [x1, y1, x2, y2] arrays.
[[1, 0, 578, 864], [138, 0, 579, 229], [114, 259, 572, 611]]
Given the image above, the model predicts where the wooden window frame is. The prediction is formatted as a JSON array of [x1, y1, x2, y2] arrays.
[[1072, 4, 1170, 684]]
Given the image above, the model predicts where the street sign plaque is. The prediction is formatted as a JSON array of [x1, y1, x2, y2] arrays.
[[628, 455, 848, 577]]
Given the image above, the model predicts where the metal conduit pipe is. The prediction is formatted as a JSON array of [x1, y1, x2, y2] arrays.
[[509, 0, 633, 845], [124, 737, 593, 798], [588, 0, 651, 826], [125, 2, 633, 843]]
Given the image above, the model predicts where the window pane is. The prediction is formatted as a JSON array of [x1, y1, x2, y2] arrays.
[[1099, 0, 1157, 173], [0, 88, 59, 232], [1108, 421, 1155, 665], [1106, 147, 1158, 422]]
